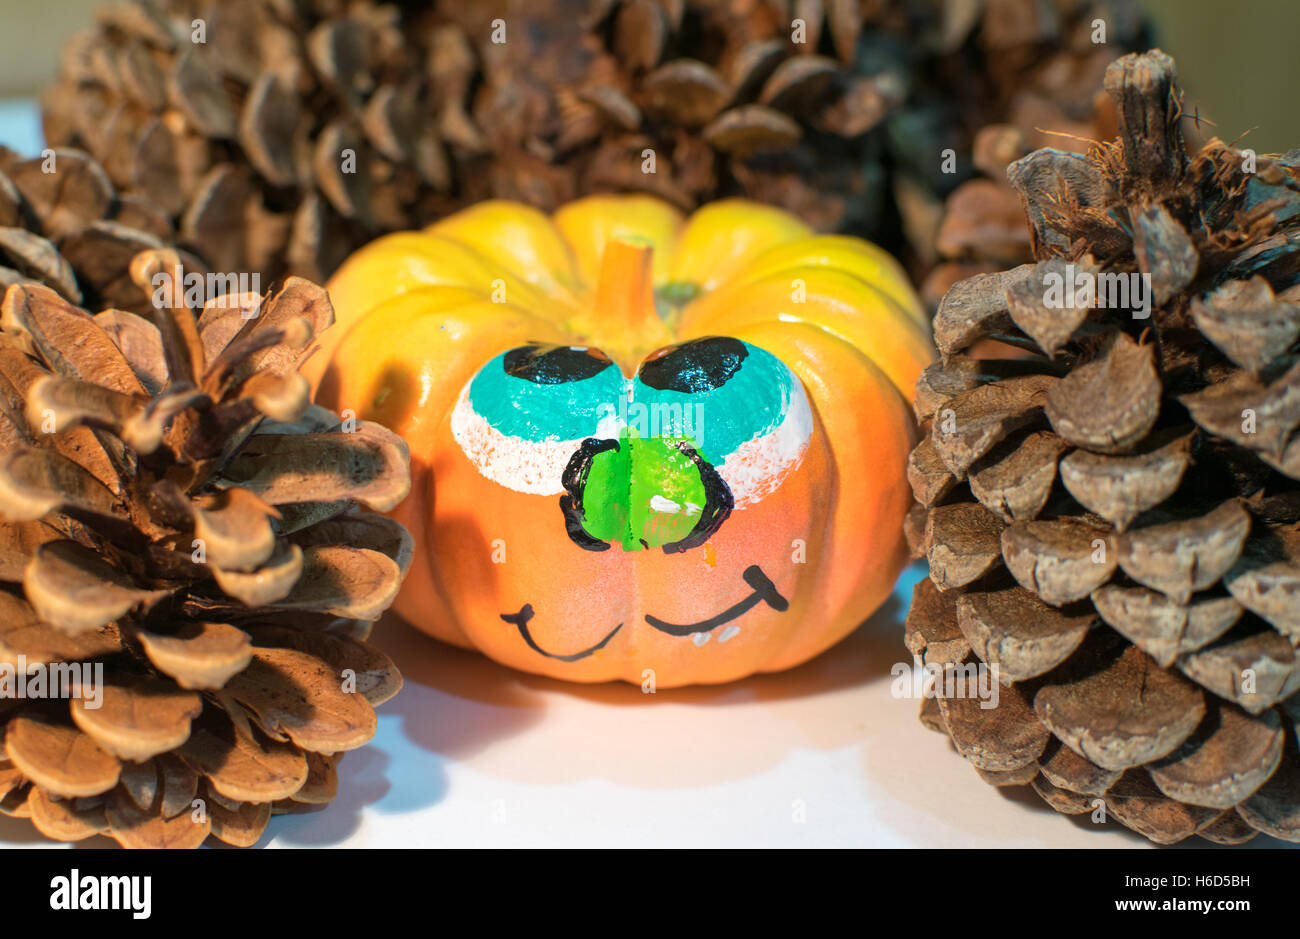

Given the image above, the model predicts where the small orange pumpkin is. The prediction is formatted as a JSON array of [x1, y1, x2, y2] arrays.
[[307, 196, 931, 686]]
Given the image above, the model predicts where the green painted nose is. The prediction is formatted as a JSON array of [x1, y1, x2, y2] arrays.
[[560, 431, 733, 553]]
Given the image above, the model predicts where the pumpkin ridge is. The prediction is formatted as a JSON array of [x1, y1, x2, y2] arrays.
[[681, 268, 932, 399]]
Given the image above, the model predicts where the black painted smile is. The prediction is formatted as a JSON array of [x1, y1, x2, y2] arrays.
[[499, 565, 789, 662]]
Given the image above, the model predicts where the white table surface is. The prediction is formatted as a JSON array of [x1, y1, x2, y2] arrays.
[[8, 563, 1261, 850], [0, 100, 1290, 849]]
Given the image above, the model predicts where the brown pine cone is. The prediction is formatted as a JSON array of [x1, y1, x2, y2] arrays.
[[906, 50, 1300, 845], [0, 249, 410, 846], [41, 0, 1150, 286], [442, 0, 1151, 257], [0, 145, 209, 316], [42, 0, 456, 284]]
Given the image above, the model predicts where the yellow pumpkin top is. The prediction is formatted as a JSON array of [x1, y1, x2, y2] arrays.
[[306, 196, 931, 410]]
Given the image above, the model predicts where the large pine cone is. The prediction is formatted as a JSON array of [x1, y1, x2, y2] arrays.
[[435, 0, 1149, 260], [42, 0, 452, 284], [0, 145, 209, 315], [0, 251, 410, 847], [906, 50, 1300, 845], [41, 0, 1147, 285]]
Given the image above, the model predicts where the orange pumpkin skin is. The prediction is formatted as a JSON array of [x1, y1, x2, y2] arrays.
[[310, 196, 932, 686]]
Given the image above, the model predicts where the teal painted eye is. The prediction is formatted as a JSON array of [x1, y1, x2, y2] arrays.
[[466, 344, 624, 443], [451, 344, 625, 496], [630, 337, 804, 470]]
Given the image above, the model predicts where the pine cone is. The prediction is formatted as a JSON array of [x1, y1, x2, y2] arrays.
[[907, 0, 1145, 303], [443, 0, 1150, 253], [41, 0, 1148, 286], [916, 119, 1102, 311], [42, 0, 456, 284], [0, 144, 210, 316], [906, 50, 1300, 845], [0, 249, 411, 847]]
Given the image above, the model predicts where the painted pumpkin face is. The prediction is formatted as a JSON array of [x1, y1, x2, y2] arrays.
[[308, 196, 931, 686]]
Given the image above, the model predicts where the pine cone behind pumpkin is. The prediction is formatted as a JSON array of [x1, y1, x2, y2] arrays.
[[42, 0, 1148, 285], [0, 250, 410, 847], [0, 144, 209, 315], [906, 50, 1300, 845], [439, 0, 1150, 265], [42, 0, 456, 284]]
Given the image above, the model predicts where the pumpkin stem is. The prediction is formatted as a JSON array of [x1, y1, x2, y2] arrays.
[[592, 238, 672, 368]]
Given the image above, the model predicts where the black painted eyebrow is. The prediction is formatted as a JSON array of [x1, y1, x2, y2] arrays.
[[636, 336, 747, 393], [503, 344, 614, 384]]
